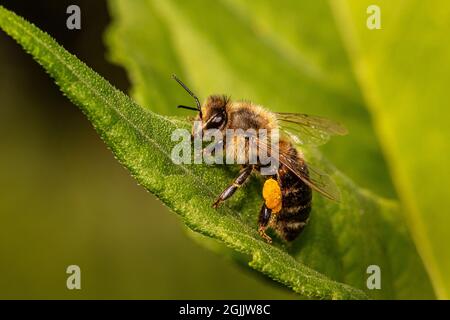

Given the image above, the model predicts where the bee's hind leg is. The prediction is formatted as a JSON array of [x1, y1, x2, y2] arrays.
[[212, 165, 253, 208], [258, 203, 273, 243]]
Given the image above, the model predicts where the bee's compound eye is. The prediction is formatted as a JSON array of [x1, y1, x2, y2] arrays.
[[205, 112, 226, 129], [211, 114, 223, 125]]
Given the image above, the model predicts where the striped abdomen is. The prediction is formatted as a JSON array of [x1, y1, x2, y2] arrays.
[[275, 150, 312, 241]]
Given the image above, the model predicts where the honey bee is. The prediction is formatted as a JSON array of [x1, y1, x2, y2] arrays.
[[172, 75, 348, 243]]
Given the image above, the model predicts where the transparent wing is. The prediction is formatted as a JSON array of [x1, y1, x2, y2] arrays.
[[275, 112, 348, 146], [249, 134, 341, 201], [277, 150, 340, 201]]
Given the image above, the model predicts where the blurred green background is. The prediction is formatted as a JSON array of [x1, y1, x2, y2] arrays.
[[0, 0, 294, 299], [1, 0, 450, 299]]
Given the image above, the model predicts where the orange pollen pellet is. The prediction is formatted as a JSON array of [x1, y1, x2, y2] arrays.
[[262, 178, 282, 214]]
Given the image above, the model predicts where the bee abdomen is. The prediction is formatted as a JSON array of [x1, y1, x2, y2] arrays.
[[275, 165, 312, 241], [276, 202, 311, 241]]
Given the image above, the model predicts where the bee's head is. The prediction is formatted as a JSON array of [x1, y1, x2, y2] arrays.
[[199, 95, 229, 131], [172, 74, 229, 133]]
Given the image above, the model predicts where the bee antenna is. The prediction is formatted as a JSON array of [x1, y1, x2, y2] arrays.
[[172, 74, 202, 117], [177, 105, 198, 111]]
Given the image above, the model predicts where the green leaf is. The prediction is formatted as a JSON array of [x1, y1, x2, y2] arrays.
[[0, 5, 433, 299], [332, 0, 450, 298]]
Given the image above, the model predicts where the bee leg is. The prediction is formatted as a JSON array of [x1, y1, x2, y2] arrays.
[[258, 203, 273, 243], [212, 165, 253, 208]]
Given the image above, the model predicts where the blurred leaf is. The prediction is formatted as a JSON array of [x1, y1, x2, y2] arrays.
[[332, 0, 450, 298], [0, 5, 434, 299], [105, 0, 396, 199]]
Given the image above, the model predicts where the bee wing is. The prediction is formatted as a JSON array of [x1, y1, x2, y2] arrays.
[[278, 150, 341, 201], [250, 134, 341, 201], [275, 112, 348, 146]]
